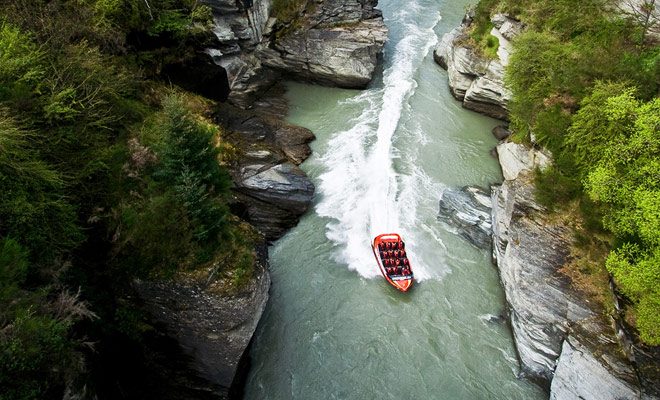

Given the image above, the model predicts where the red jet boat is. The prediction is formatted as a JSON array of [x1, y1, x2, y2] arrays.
[[372, 233, 414, 292]]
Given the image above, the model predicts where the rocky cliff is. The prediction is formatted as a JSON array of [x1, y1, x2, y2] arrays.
[[132, 1, 384, 396], [133, 243, 271, 399], [215, 103, 316, 241], [491, 143, 646, 399], [203, 0, 387, 107], [434, 11, 519, 120]]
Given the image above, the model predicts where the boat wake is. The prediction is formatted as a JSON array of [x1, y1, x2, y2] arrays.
[[315, 4, 447, 280]]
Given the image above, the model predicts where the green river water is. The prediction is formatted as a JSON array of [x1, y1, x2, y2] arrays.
[[244, 1, 546, 398]]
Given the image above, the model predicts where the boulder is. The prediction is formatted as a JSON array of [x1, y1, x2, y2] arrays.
[[491, 13, 525, 41], [235, 161, 314, 215], [438, 185, 493, 249], [132, 243, 271, 398], [496, 142, 551, 181], [492, 125, 511, 141]]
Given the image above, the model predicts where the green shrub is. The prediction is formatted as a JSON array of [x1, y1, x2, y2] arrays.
[[271, 0, 307, 22]]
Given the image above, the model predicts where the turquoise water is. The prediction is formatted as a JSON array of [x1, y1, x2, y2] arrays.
[[244, 1, 546, 398]]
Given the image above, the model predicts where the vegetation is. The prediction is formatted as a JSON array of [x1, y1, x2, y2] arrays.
[[271, 0, 308, 23], [482, 0, 660, 344], [0, 1, 258, 398]]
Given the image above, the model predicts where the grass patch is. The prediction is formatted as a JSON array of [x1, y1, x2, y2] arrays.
[[485, 34, 500, 58]]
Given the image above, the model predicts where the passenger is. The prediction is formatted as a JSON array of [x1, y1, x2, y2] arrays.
[[401, 249, 406, 257], [395, 258, 401, 266], [403, 258, 409, 266], [388, 250, 393, 258], [397, 266, 402, 275], [393, 249, 399, 258], [380, 251, 385, 260], [401, 241, 405, 249]]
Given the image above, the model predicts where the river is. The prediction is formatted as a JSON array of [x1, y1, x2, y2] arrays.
[[244, 0, 546, 398]]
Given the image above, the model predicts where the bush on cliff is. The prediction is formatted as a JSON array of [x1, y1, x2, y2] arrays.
[[495, 0, 660, 344]]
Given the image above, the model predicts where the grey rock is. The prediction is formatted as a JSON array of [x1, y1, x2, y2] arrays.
[[491, 13, 525, 41], [216, 105, 315, 240], [204, 0, 386, 107], [496, 142, 551, 181], [551, 338, 640, 400], [235, 162, 314, 215], [491, 170, 645, 396], [434, 13, 514, 120], [132, 243, 271, 397], [263, 17, 387, 88], [492, 125, 511, 141], [438, 185, 493, 249], [491, 172, 584, 380]]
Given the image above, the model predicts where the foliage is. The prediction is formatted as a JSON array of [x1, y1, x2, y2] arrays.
[[271, 0, 307, 22], [0, 0, 253, 397], [492, 0, 660, 344], [154, 94, 232, 242], [0, 238, 94, 400], [565, 83, 660, 344]]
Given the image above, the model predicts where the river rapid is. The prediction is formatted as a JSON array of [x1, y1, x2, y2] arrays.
[[244, 1, 546, 398]]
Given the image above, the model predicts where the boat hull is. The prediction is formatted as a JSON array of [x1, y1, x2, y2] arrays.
[[372, 233, 414, 292]]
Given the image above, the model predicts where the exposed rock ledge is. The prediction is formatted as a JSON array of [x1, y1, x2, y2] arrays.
[[215, 103, 316, 241], [434, 11, 519, 120], [491, 142, 645, 399]]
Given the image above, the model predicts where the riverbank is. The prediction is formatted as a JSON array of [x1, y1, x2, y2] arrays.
[[435, 6, 660, 398]]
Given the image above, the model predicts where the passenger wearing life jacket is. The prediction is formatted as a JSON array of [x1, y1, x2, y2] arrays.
[[395, 258, 401, 266], [393, 250, 399, 258], [401, 249, 406, 258], [403, 258, 409, 266]]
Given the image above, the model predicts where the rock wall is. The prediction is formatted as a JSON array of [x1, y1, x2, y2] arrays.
[[434, 11, 518, 120], [260, 0, 387, 88], [215, 104, 316, 241], [491, 142, 643, 399], [133, 243, 271, 399], [203, 0, 387, 107]]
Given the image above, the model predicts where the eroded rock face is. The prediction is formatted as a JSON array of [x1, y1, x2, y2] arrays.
[[262, 0, 387, 88], [216, 105, 316, 240], [132, 243, 271, 398], [551, 338, 639, 400], [491, 172, 591, 380], [204, 0, 277, 107], [434, 12, 519, 120], [438, 185, 492, 249], [491, 166, 643, 396], [204, 0, 387, 106]]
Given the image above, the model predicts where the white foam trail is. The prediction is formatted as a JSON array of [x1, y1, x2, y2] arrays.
[[316, 5, 443, 279]]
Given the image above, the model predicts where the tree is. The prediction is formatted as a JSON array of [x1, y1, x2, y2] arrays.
[[576, 86, 660, 344]]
